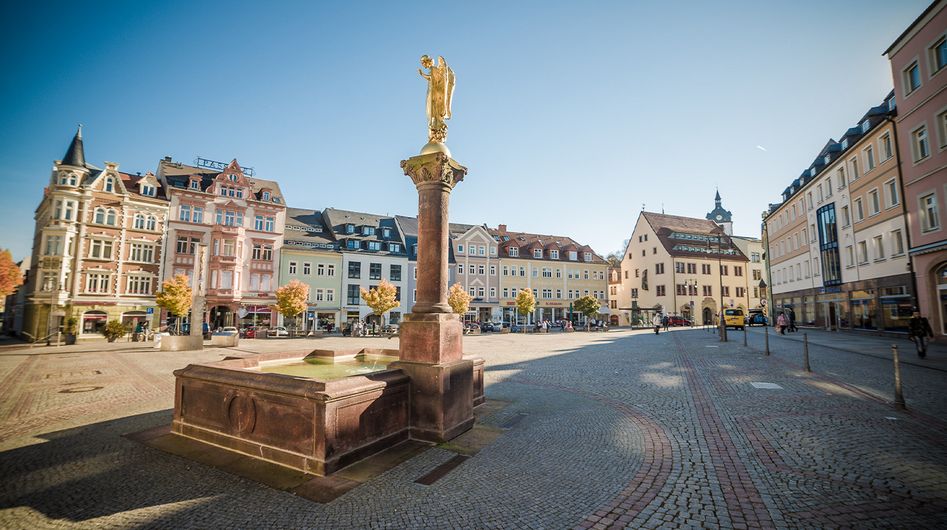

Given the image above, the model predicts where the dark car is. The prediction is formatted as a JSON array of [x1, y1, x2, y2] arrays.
[[667, 315, 691, 327], [746, 313, 768, 326]]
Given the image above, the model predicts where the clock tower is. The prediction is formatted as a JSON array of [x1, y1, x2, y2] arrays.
[[706, 189, 733, 235]]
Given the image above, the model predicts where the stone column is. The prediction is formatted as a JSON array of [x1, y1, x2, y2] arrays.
[[393, 151, 474, 442]]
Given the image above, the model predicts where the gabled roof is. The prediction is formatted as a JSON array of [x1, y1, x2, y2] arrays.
[[157, 157, 285, 204], [119, 171, 168, 201], [485, 226, 606, 264], [323, 208, 407, 257], [641, 211, 748, 262]]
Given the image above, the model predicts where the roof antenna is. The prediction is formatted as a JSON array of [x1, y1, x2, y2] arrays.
[[661, 203, 665, 214], [641, 203, 645, 211]]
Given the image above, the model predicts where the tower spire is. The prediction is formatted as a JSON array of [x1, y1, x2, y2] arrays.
[[62, 124, 85, 167], [715, 188, 721, 205]]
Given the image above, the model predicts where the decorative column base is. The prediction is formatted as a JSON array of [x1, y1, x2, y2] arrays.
[[388, 358, 474, 443], [398, 312, 463, 364]]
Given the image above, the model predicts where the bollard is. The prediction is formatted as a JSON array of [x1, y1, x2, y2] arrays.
[[803, 332, 811, 372], [892, 345, 906, 410], [743, 325, 748, 347], [764, 325, 770, 355]]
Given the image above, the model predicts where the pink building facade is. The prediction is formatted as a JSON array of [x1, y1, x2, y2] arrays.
[[885, 0, 947, 334]]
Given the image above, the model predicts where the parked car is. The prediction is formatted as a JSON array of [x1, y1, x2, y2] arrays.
[[667, 315, 691, 327], [723, 308, 745, 330], [269, 326, 290, 337], [746, 312, 768, 326], [480, 322, 500, 332]]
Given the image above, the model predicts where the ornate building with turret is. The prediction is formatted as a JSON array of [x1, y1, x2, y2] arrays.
[[21, 128, 169, 340], [706, 190, 733, 235]]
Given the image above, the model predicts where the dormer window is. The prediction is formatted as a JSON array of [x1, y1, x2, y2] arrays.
[[141, 185, 156, 197], [58, 173, 78, 186], [367, 241, 382, 251], [262, 191, 271, 201], [189, 179, 200, 190], [382, 227, 392, 238], [861, 120, 870, 133], [887, 98, 896, 111], [104, 177, 115, 192], [345, 223, 355, 234], [346, 239, 360, 250], [508, 246, 519, 257], [388, 243, 401, 253], [809, 168, 817, 177], [569, 251, 577, 261], [362, 226, 375, 236], [841, 138, 849, 150], [823, 155, 831, 165], [584, 252, 592, 262], [550, 250, 559, 259], [533, 248, 542, 258], [229, 174, 238, 182]]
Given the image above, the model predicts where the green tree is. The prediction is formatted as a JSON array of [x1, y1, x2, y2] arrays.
[[102, 319, 127, 342], [448, 282, 472, 315], [573, 295, 601, 329], [274, 279, 309, 329], [515, 289, 535, 329], [361, 280, 400, 325], [155, 274, 192, 333]]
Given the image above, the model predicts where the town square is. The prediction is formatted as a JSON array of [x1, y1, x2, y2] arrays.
[[1, 1, 946, 528]]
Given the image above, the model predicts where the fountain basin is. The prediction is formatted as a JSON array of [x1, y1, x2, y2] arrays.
[[172, 348, 485, 476]]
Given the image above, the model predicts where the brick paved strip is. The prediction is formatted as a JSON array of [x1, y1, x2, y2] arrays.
[[673, 335, 776, 530], [511, 379, 673, 530]]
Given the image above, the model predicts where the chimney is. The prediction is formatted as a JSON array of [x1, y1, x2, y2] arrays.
[[498, 224, 507, 234]]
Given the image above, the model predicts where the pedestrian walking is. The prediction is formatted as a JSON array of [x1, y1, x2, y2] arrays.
[[662, 314, 670, 331], [908, 310, 934, 358], [776, 312, 788, 335], [788, 308, 798, 333], [652, 313, 663, 335]]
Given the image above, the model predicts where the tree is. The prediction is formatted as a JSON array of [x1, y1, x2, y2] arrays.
[[514, 289, 535, 328], [360, 280, 400, 325], [573, 295, 602, 328], [274, 280, 309, 329], [156, 274, 192, 332], [0, 249, 23, 298], [448, 282, 472, 315], [102, 319, 127, 342]]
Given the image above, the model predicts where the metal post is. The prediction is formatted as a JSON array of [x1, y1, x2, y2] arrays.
[[743, 325, 747, 347], [892, 345, 906, 410], [764, 324, 770, 355], [803, 332, 811, 372]]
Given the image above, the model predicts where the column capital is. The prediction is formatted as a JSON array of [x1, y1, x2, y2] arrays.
[[401, 152, 466, 190]]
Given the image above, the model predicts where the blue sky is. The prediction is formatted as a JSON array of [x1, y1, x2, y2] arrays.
[[0, 0, 929, 262]]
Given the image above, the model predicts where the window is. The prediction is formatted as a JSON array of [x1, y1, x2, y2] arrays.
[[326, 289, 335, 302], [255, 215, 264, 230], [734, 266, 743, 277], [85, 273, 110, 293], [550, 249, 559, 259], [656, 285, 666, 296], [837, 168, 846, 189], [869, 189, 881, 216], [510, 247, 519, 257], [44, 235, 62, 255], [885, 179, 899, 208], [864, 146, 875, 171], [702, 285, 711, 297], [457, 244, 464, 254], [490, 246, 497, 256], [347, 284, 361, 305], [701, 263, 711, 274], [362, 226, 375, 236], [939, 109, 947, 150], [314, 289, 324, 302], [881, 134, 893, 160], [846, 245, 855, 266], [478, 245, 486, 256], [675, 262, 685, 274], [491, 265, 497, 276], [458, 264, 464, 275], [519, 266, 525, 276], [126, 275, 152, 295], [179, 205, 192, 222], [189, 179, 200, 190], [655, 263, 664, 274], [367, 241, 382, 251], [736, 287, 745, 298], [129, 243, 155, 263], [104, 177, 114, 192], [851, 158, 859, 180], [388, 243, 401, 253], [141, 185, 156, 196], [133, 214, 145, 229], [345, 224, 355, 234], [89, 239, 112, 259], [720, 265, 728, 276], [854, 198, 864, 222], [873, 235, 885, 261], [841, 205, 850, 227], [721, 286, 730, 297], [346, 239, 360, 250], [892, 230, 905, 255], [192, 207, 203, 224], [533, 248, 542, 258], [807, 192, 813, 210], [289, 261, 297, 274], [382, 228, 391, 239], [222, 240, 236, 257], [912, 125, 930, 161], [932, 36, 947, 74], [752, 269, 761, 281], [303, 262, 311, 275], [327, 264, 336, 276], [858, 241, 868, 264], [262, 191, 271, 201], [390, 265, 401, 281], [904, 61, 921, 94], [348, 262, 361, 279], [146, 215, 156, 231], [369, 263, 382, 280], [921, 193, 940, 232]]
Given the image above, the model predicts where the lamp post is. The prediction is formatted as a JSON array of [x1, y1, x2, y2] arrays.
[[717, 231, 728, 342]]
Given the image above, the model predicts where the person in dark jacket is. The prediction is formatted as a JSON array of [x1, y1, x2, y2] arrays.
[[908, 311, 934, 358]]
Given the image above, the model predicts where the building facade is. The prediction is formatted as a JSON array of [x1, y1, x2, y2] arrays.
[[885, 0, 947, 335], [764, 93, 914, 331], [451, 224, 501, 322], [617, 211, 755, 327], [323, 208, 408, 326], [22, 128, 170, 340], [279, 208, 342, 331], [158, 157, 286, 329], [491, 224, 608, 325]]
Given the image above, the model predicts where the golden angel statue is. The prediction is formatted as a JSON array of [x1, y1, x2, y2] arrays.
[[418, 55, 455, 144]]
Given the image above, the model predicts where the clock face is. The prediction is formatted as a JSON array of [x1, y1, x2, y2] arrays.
[[716, 214, 723, 221]]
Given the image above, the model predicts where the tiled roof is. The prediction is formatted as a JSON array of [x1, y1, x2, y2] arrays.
[[486, 226, 606, 264], [119, 172, 168, 201], [283, 207, 337, 250], [642, 211, 748, 262], [158, 158, 285, 204]]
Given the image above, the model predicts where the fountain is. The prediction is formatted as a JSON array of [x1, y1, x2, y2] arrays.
[[170, 55, 484, 476]]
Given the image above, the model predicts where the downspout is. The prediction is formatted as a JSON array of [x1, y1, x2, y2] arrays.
[[885, 115, 920, 308]]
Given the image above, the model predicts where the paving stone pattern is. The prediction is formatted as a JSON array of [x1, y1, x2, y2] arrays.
[[0, 330, 945, 529]]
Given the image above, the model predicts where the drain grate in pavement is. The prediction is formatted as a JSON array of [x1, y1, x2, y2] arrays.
[[750, 382, 783, 390], [59, 385, 104, 393], [415, 454, 469, 485]]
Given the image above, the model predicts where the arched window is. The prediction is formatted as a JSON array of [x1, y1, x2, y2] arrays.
[[105, 209, 117, 226], [133, 214, 145, 229], [146, 215, 156, 231], [104, 177, 114, 192], [94, 207, 106, 224]]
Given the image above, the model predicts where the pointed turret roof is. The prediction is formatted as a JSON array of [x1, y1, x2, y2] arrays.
[[706, 190, 732, 223], [62, 125, 85, 167]]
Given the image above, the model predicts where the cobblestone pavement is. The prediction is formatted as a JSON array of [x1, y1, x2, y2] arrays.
[[0, 329, 945, 529]]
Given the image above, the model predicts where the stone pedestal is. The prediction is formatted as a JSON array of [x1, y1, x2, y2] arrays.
[[398, 313, 463, 363], [389, 358, 474, 443]]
